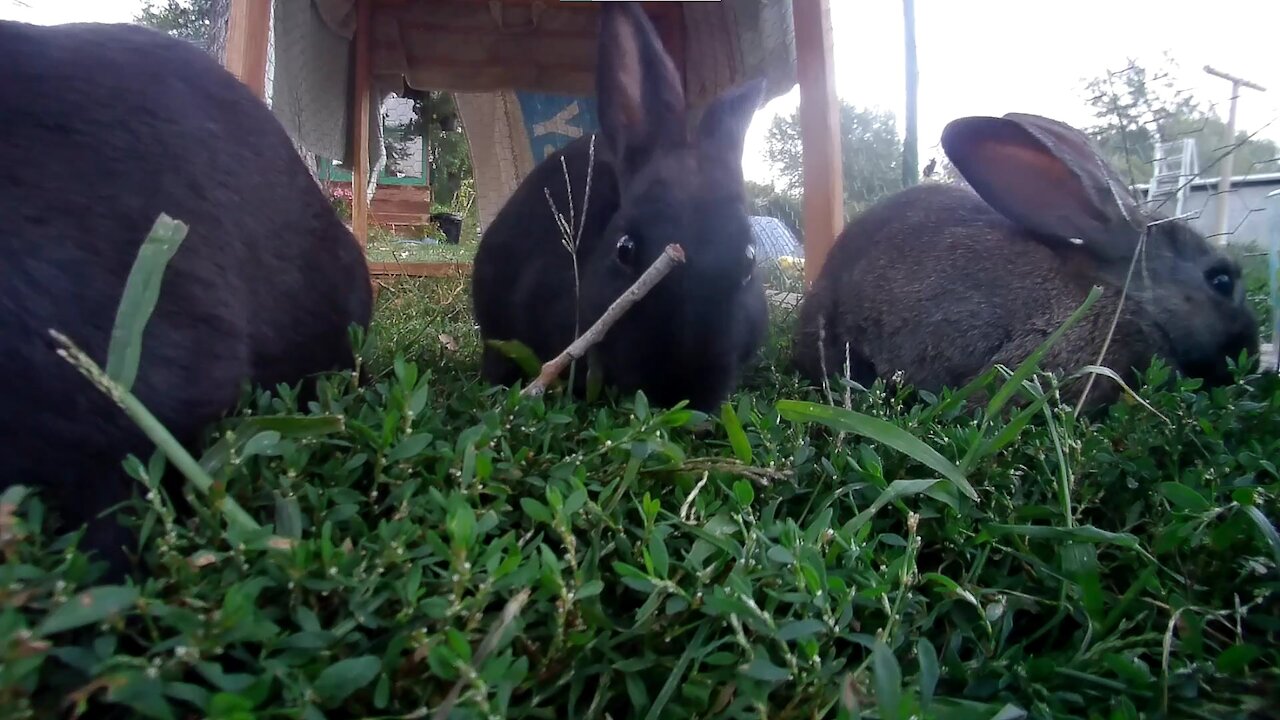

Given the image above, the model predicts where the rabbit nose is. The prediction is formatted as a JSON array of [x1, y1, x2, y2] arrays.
[[1225, 326, 1260, 358]]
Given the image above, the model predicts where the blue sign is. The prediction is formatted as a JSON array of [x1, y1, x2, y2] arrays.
[[515, 91, 601, 161]]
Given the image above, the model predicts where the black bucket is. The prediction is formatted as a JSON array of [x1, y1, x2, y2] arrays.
[[430, 212, 463, 244]]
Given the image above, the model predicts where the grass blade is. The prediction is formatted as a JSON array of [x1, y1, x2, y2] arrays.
[[986, 523, 1139, 549], [957, 285, 1102, 473], [106, 213, 189, 392], [975, 386, 1053, 458], [981, 285, 1102, 421], [51, 330, 260, 534], [777, 400, 977, 502], [1242, 505, 1280, 567], [1075, 364, 1170, 424], [917, 638, 940, 711], [487, 339, 543, 379], [872, 639, 903, 720], [644, 623, 709, 720], [843, 479, 946, 535], [720, 402, 753, 464]]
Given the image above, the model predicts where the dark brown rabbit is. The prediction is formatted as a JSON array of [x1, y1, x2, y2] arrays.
[[793, 112, 1259, 408], [0, 20, 373, 581], [471, 4, 769, 413]]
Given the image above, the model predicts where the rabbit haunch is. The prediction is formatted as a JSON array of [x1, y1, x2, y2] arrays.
[[793, 111, 1259, 409], [0, 20, 373, 580], [472, 4, 769, 412]]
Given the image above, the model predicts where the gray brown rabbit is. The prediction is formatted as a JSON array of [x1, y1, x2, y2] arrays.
[[793, 112, 1259, 409], [0, 20, 373, 580], [471, 4, 769, 413]]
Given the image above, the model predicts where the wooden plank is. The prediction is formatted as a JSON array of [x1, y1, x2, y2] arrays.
[[792, 0, 843, 289], [397, 20, 595, 41], [371, 199, 432, 215], [371, 213, 432, 226], [396, 54, 594, 77], [368, 262, 474, 278], [375, 0, 684, 11], [351, 0, 373, 248], [388, 68, 596, 96], [224, 0, 272, 99]]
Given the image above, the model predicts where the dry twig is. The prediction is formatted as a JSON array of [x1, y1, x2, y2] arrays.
[[432, 588, 532, 720], [660, 458, 794, 487], [521, 244, 686, 397]]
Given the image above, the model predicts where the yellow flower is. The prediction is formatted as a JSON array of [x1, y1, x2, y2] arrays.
[[777, 256, 804, 271]]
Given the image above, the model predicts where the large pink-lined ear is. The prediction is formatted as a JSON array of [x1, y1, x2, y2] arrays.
[[695, 77, 768, 183], [595, 4, 687, 176], [941, 112, 1146, 260]]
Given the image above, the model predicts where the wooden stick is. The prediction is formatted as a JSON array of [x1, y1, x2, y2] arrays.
[[521, 244, 686, 398], [432, 588, 532, 720]]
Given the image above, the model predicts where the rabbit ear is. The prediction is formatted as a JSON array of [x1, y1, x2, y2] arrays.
[[941, 113, 1146, 260], [596, 4, 687, 177], [695, 77, 768, 179]]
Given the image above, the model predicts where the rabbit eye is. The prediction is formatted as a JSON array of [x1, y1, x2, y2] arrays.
[[1206, 271, 1234, 297], [616, 235, 635, 268]]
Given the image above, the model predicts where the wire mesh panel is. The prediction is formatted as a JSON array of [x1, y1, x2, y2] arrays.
[[1269, 188, 1280, 369], [1087, 60, 1280, 248]]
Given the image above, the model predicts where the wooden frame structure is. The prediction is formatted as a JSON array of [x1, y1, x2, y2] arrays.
[[223, 0, 842, 286]]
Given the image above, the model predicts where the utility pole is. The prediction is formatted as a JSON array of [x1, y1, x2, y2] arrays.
[[902, 0, 919, 188], [1203, 65, 1267, 245]]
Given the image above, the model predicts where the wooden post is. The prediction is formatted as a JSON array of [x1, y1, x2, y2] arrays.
[[793, 0, 843, 289], [224, 0, 271, 99], [351, 0, 373, 247]]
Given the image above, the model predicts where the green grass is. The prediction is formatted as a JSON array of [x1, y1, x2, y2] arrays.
[[365, 208, 482, 266], [1237, 247, 1274, 339], [2, 258, 1278, 719], [366, 230, 478, 265]]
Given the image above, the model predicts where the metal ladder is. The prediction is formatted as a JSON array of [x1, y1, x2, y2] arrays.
[[1146, 137, 1199, 216]]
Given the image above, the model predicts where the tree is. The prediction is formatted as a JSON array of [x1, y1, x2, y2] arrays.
[[136, 0, 218, 51], [764, 102, 905, 219], [1083, 55, 1280, 187], [378, 90, 474, 209], [396, 91, 473, 208]]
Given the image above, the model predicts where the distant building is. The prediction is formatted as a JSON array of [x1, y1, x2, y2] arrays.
[[1135, 172, 1280, 247]]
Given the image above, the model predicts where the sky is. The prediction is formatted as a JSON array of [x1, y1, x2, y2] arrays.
[[4, 0, 1279, 185]]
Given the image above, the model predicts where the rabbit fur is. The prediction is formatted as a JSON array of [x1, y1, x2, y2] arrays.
[[471, 4, 770, 413], [793, 112, 1259, 409], [0, 20, 374, 581]]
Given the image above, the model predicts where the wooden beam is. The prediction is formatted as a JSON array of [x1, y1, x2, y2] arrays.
[[368, 262, 474, 278], [224, 0, 272, 99], [374, 0, 682, 10], [792, 0, 843, 289], [351, 0, 373, 248]]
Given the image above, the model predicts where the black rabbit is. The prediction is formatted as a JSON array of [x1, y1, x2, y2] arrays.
[[0, 20, 373, 580], [793, 112, 1259, 409], [471, 4, 769, 413]]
